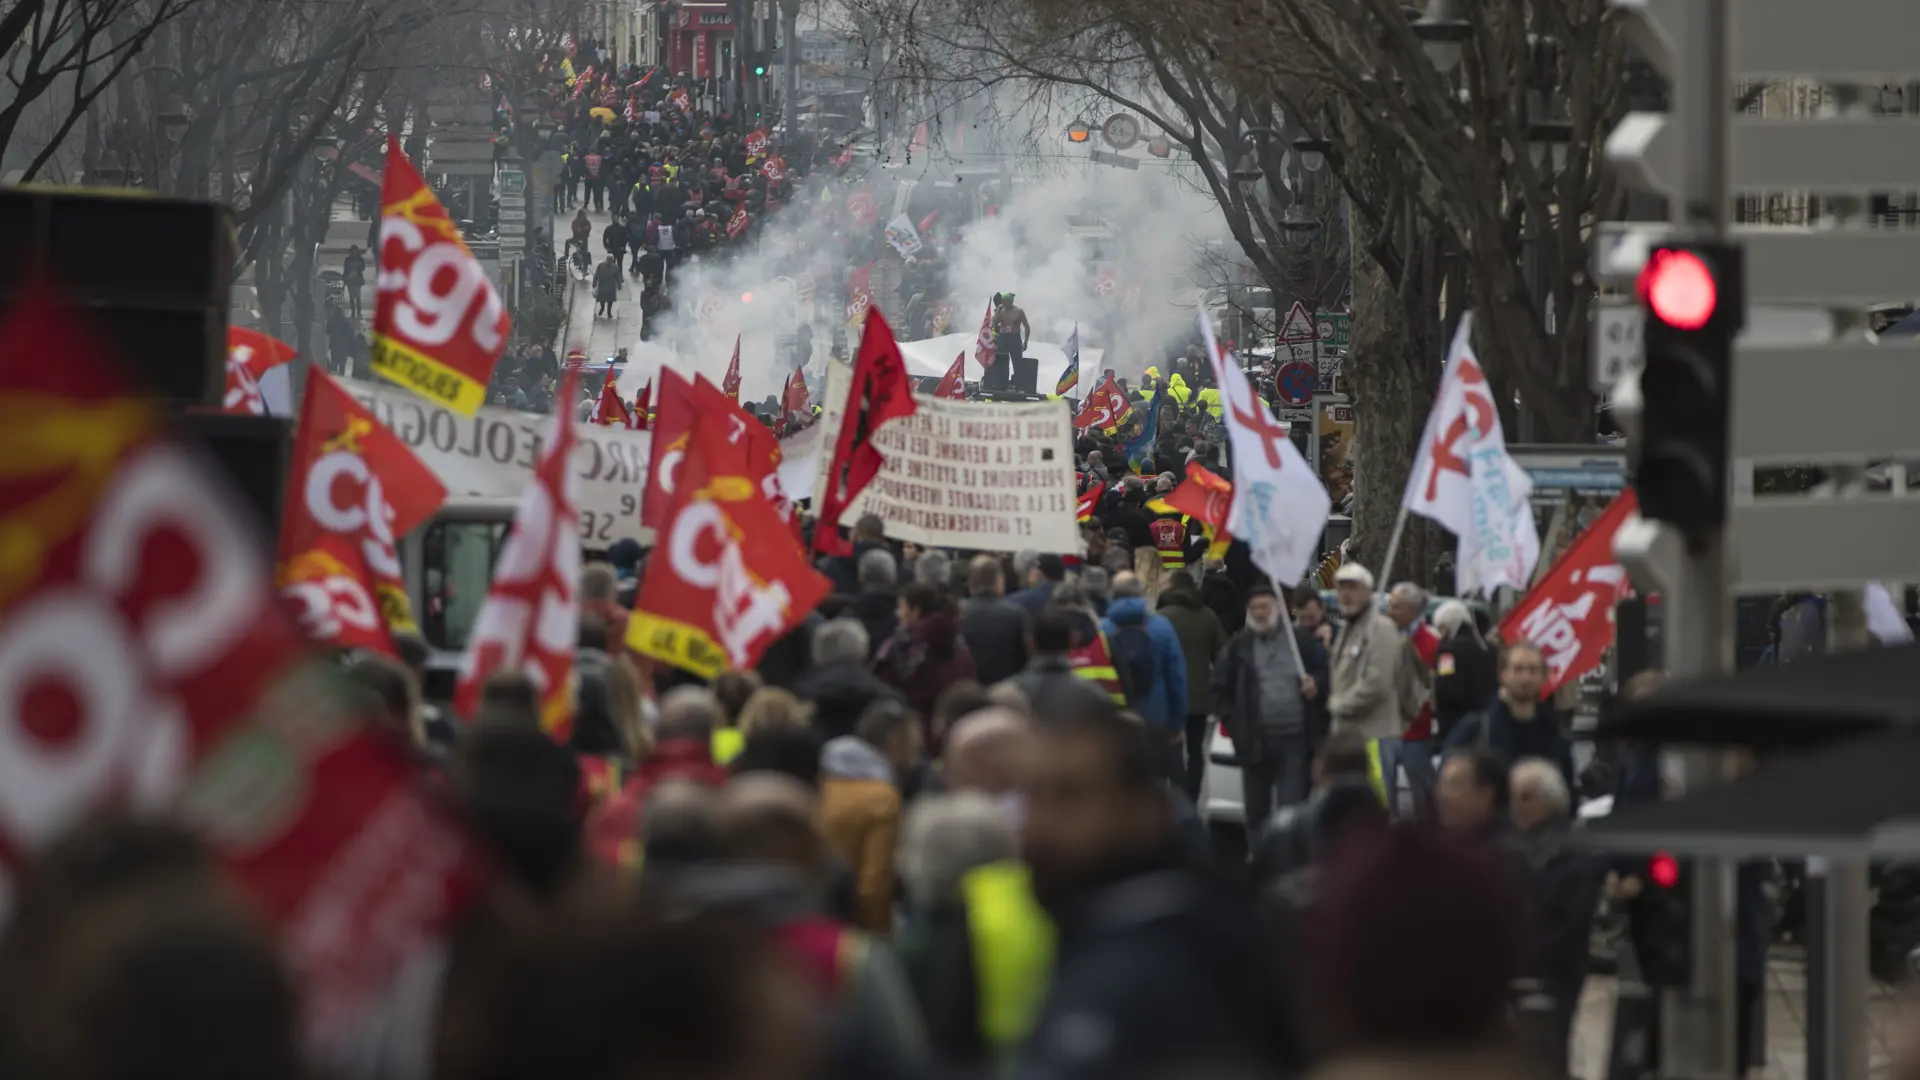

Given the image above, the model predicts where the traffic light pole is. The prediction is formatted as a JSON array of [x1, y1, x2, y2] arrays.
[[1659, 2, 1741, 1077]]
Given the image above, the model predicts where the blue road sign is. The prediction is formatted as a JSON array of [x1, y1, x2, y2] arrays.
[[1277, 361, 1316, 406]]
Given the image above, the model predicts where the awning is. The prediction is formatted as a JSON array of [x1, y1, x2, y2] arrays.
[[1579, 729, 1920, 857], [1598, 641, 1920, 748]]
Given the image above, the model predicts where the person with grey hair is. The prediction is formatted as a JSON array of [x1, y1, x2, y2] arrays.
[[814, 617, 872, 666], [893, 791, 1051, 1066], [794, 618, 902, 740], [914, 549, 953, 590], [1510, 755, 1601, 1072], [1383, 580, 1441, 820], [1431, 599, 1497, 743], [656, 685, 722, 743], [852, 547, 901, 659], [1077, 565, 1111, 616]]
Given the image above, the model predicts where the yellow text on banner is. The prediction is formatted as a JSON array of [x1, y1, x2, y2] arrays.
[[626, 609, 728, 680]]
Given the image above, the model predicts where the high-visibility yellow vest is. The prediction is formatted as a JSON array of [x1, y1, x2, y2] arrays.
[[1068, 634, 1127, 703], [1197, 387, 1223, 419], [963, 862, 1055, 1055], [1364, 739, 1390, 808], [712, 727, 745, 765], [1149, 515, 1188, 572]]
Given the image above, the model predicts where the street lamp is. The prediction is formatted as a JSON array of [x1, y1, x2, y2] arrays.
[[157, 102, 193, 143], [1525, 119, 1573, 174], [1066, 120, 1092, 144], [1293, 136, 1330, 172], [1230, 153, 1264, 187], [1411, 0, 1470, 74], [1279, 204, 1319, 250], [313, 135, 340, 163]]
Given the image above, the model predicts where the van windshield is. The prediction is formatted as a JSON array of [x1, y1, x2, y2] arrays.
[[421, 519, 508, 651]]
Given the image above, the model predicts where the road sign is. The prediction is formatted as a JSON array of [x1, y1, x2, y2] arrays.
[[1088, 149, 1139, 171], [1101, 114, 1141, 151], [498, 168, 526, 196], [1278, 406, 1313, 426], [1591, 298, 1644, 393], [1316, 312, 1349, 348], [1731, 339, 1920, 462], [499, 204, 527, 221], [1276, 362, 1316, 406], [1277, 301, 1315, 344]]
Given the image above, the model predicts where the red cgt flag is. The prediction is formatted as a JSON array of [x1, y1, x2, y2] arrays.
[[225, 327, 297, 415], [971, 300, 995, 371], [723, 335, 742, 403], [632, 378, 652, 431], [1154, 462, 1234, 531], [933, 351, 966, 400], [627, 410, 831, 678], [371, 135, 509, 416], [727, 204, 749, 239], [1074, 372, 1132, 434], [278, 373, 448, 656], [642, 369, 780, 532], [453, 367, 583, 737], [1497, 490, 1639, 697], [816, 308, 917, 556], [784, 368, 812, 419], [591, 375, 637, 428]]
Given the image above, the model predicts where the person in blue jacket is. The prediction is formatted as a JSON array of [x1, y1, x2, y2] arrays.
[[1101, 571, 1188, 782]]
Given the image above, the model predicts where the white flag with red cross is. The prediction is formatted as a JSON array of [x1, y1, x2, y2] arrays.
[[1199, 311, 1330, 586], [1402, 313, 1539, 594]]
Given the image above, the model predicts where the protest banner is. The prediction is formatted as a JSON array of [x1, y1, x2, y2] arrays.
[[343, 378, 652, 546], [814, 361, 1079, 553]]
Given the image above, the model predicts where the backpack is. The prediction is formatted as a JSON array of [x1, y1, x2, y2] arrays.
[[1107, 624, 1156, 708]]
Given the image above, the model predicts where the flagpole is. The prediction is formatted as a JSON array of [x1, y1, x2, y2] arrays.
[[1277, 590, 1310, 681]]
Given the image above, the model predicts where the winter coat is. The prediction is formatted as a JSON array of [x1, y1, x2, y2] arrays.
[[593, 261, 620, 301], [875, 613, 977, 721], [1006, 579, 1057, 616], [1100, 596, 1189, 730], [583, 738, 732, 868], [1327, 609, 1420, 741], [1444, 698, 1577, 792], [1211, 626, 1331, 762], [1431, 627, 1498, 743], [1199, 568, 1245, 635], [792, 660, 900, 741], [819, 735, 902, 936], [960, 596, 1030, 687], [849, 586, 899, 659], [1154, 585, 1228, 716]]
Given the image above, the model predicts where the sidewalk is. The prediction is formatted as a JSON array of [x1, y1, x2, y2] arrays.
[[1571, 949, 1903, 1080], [553, 205, 643, 364]]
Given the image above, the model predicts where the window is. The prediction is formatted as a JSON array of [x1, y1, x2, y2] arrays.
[[420, 518, 508, 651]]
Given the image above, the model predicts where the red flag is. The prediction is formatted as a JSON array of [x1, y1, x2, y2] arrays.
[[668, 86, 691, 112], [1074, 372, 1132, 433], [815, 308, 917, 556], [845, 263, 874, 330], [760, 155, 788, 183], [628, 410, 830, 678], [847, 185, 879, 225], [453, 367, 583, 737], [1154, 462, 1234, 531], [370, 135, 509, 415], [832, 142, 855, 171], [971, 301, 995, 371], [726, 204, 749, 239], [591, 375, 636, 428], [784, 368, 812, 418], [918, 209, 941, 235], [1497, 491, 1639, 697], [744, 127, 771, 159], [1076, 485, 1101, 522], [642, 369, 780, 531], [723, 335, 742, 402], [224, 327, 297, 414], [278, 373, 449, 655], [933, 351, 966, 400], [633, 378, 652, 431]]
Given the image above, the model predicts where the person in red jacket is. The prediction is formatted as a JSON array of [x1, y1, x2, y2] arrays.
[[1387, 582, 1441, 820], [586, 686, 732, 870]]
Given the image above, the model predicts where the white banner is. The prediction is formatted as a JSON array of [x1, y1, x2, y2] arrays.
[[342, 378, 653, 547], [814, 362, 1079, 553]]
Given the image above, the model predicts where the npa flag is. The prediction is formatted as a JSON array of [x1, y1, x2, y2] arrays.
[[628, 411, 832, 678], [633, 377, 652, 431], [784, 368, 812, 419], [278, 373, 449, 655], [453, 367, 583, 737], [727, 204, 749, 239], [723, 335, 743, 402], [642, 369, 780, 531], [1201, 310, 1331, 585], [591, 375, 637, 428], [1056, 324, 1080, 395], [971, 301, 995, 372], [1498, 491, 1638, 696], [1074, 372, 1131, 434], [933, 352, 967, 400], [1403, 313, 1540, 594], [225, 327, 297, 415], [370, 136, 509, 415], [816, 308, 917, 556]]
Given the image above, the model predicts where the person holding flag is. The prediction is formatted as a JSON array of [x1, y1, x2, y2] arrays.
[[1123, 387, 1165, 475], [1074, 372, 1131, 435], [816, 308, 917, 556]]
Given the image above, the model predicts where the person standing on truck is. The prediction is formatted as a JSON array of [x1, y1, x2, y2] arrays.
[[988, 293, 1029, 391]]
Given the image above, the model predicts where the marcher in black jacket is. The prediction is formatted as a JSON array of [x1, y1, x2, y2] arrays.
[[1509, 757, 1602, 1070], [1431, 599, 1498, 744], [959, 555, 1030, 686]]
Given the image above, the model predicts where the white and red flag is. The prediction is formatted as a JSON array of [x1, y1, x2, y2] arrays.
[[1073, 372, 1131, 434], [1402, 313, 1540, 594], [933, 351, 966, 400], [1200, 310, 1331, 585], [224, 327, 297, 415], [453, 367, 583, 738], [1498, 491, 1637, 696]]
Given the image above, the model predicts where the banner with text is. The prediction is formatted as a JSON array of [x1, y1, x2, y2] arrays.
[[814, 361, 1079, 553], [343, 379, 652, 547]]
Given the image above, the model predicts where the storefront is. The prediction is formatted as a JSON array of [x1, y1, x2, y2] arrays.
[[666, 2, 733, 80]]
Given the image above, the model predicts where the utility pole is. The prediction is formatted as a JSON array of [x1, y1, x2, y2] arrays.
[[1604, 3, 1920, 1079]]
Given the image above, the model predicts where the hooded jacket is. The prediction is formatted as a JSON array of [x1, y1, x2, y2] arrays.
[[1165, 372, 1193, 406], [876, 612, 976, 721], [1154, 584, 1228, 715], [819, 735, 903, 936], [1100, 596, 1189, 730]]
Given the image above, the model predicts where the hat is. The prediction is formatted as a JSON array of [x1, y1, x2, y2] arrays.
[[1333, 563, 1376, 589], [1247, 579, 1277, 600]]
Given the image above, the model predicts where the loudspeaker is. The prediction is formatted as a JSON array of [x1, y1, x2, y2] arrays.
[[0, 188, 233, 404], [176, 410, 292, 541], [1011, 354, 1038, 395]]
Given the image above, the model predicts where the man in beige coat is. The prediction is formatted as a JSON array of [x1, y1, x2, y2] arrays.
[[1325, 564, 1424, 742]]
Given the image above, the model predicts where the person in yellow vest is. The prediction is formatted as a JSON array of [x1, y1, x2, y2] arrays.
[[896, 791, 1054, 1066], [1197, 383, 1223, 419], [1165, 371, 1193, 408], [709, 669, 762, 764]]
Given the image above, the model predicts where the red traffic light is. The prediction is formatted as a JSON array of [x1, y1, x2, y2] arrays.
[[1638, 248, 1718, 330], [1649, 851, 1681, 889]]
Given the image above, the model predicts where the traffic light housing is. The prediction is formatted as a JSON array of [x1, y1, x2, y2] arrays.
[[1633, 241, 1743, 553], [1638, 851, 1693, 987]]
